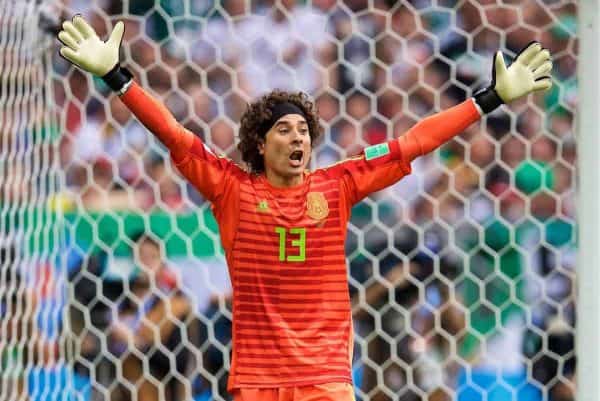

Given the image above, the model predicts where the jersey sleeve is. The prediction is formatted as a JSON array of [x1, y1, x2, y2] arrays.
[[397, 99, 482, 161], [119, 82, 236, 203], [335, 99, 481, 206], [333, 139, 412, 206]]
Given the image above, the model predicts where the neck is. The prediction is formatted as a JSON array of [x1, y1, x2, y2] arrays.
[[264, 169, 304, 188]]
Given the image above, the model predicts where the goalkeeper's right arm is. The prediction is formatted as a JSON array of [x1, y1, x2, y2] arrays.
[[58, 16, 231, 202], [58, 16, 194, 161]]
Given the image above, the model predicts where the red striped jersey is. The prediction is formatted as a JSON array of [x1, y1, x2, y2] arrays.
[[118, 82, 482, 389], [174, 136, 411, 389]]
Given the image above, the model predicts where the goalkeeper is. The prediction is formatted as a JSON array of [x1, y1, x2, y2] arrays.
[[58, 16, 552, 401]]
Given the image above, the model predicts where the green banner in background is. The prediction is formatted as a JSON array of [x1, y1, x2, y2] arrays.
[[64, 208, 221, 258], [8, 206, 221, 259]]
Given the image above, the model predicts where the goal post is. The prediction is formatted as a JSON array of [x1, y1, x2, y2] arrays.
[[576, 0, 600, 400]]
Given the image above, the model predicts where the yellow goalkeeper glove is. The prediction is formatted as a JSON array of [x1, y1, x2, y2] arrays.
[[474, 42, 553, 113], [58, 16, 132, 94]]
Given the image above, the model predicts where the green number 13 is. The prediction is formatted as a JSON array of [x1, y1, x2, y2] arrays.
[[275, 227, 306, 262]]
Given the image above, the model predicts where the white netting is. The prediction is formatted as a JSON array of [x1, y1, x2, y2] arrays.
[[2, 1, 578, 401], [0, 1, 64, 401]]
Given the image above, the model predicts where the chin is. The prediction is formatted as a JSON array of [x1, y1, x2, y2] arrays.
[[283, 168, 305, 179], [286, 170, 304, 177]]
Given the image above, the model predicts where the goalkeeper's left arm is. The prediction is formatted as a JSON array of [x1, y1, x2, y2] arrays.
[[335, 42, 552, 203], [397, 41, 552, 163]]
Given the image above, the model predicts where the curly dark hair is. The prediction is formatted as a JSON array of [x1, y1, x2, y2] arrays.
[[238, 90, 322, 174]]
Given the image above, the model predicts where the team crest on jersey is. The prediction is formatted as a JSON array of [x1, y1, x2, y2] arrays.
[[306, 192, 329, 220]]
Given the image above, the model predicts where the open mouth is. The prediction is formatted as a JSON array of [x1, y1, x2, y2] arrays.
[[289, 150, 304, 167]]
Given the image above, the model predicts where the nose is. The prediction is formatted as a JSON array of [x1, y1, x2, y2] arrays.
[[291, 130, 304, 143]]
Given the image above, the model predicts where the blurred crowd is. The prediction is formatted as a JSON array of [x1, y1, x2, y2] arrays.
[[1, 0, 578, 401]]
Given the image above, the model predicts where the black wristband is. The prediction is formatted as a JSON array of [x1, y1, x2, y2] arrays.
[[473, 86, 504, 114], [101, 64, 133, 93]]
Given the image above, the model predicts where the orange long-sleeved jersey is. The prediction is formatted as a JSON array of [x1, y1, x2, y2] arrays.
[[119, 82, 481, 389]]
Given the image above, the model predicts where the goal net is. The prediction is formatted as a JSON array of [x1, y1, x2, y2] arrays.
[[1, 1, 578, 401], [1, 1, 65, 401]]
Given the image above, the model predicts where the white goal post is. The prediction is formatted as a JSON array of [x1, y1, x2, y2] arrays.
[[577, 1, 600, 400]]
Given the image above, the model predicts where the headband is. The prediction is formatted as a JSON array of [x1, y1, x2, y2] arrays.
[[259, 102, 307, 137]]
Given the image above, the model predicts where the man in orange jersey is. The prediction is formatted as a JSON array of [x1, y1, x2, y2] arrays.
[[58, 15, 552, 401]]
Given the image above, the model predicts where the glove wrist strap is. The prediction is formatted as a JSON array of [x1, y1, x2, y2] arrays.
[[473, 86, 504, 114], [102, 64, 133, 95]]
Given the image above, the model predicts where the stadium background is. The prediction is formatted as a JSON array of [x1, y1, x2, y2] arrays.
[[0, 1, 578, 401]]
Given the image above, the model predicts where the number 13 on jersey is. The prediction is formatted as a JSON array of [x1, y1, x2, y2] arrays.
[[275, 227, 306, 262]]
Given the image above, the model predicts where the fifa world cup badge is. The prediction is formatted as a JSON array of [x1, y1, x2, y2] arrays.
[[306, 192, 329, 220]]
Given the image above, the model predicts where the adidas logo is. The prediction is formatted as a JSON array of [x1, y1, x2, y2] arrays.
[[256, 200, 270, 213]]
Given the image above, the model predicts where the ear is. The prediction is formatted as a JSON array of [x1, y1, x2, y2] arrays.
[[258, 140, 265, 155]]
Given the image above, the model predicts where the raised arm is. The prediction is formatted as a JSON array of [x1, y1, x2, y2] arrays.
[[398, 99, 481, 162], [118, 82, 194, 162], [57, 16, 237, 203], [399, 42, 552, 162], [57, 16, 193, 160], [336, 42, 552, 205]]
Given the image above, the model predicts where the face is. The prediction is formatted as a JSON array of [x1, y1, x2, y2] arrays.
[[138, 238, 162, 273], [259, 114, 312, 187]]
